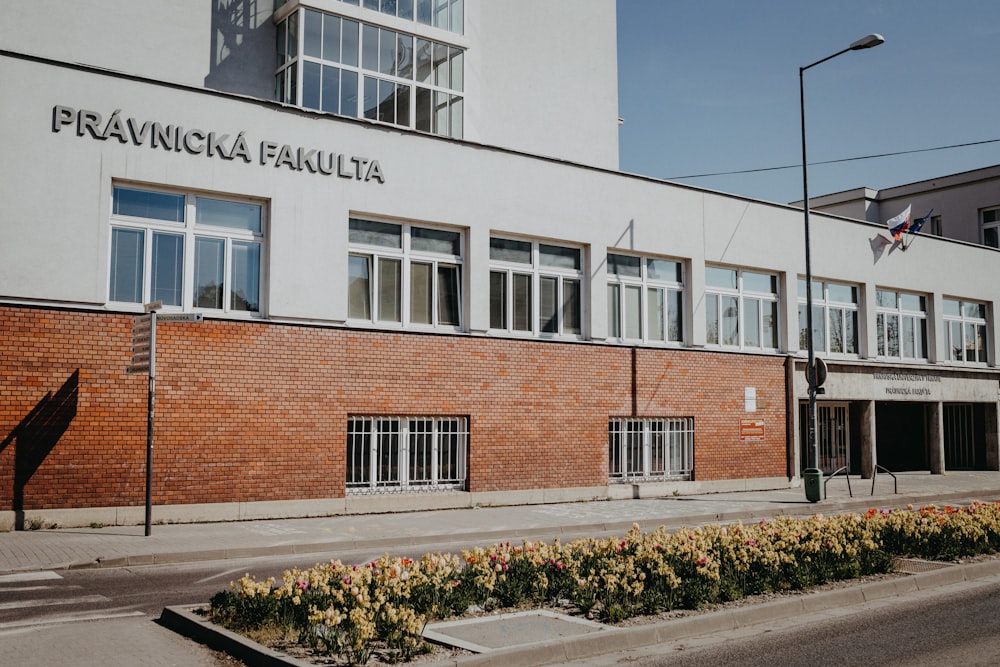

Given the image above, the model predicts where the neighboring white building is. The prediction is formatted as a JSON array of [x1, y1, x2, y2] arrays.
[[1, 1, 998, 529]]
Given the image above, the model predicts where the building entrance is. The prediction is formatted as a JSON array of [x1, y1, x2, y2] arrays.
[[944, 403, 986, 470], [875, 402, 928, 471], [800, 402, 851, 474]]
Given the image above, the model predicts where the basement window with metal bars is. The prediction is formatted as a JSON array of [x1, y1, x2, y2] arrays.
[[609, 418, 694, 481], [347, 416, 468, 492]]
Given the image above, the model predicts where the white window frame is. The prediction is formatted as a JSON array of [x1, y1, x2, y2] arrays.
[[608, 417, 694, 481], [607, 253, 684, 345], [108, 184, 266, 316], [797, 278, 860, 357], [705, 266, 779, 351], [347, 218, 464, 331], [489, 237, 585, 339], [943, 298, 989, 365], [875, 288, 928, 361], [346, 416, 468, 492]]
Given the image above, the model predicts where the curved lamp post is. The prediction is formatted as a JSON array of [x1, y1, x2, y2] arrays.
[[800, 34, 884, 500]]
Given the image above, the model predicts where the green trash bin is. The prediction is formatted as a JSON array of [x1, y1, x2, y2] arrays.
[[803, 468, 824, 503]]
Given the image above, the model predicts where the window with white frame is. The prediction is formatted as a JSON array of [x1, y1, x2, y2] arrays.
[[109, 185, 264, 314], [983, 208, 1000, 248], [347, 416, 468, 491], [329, 0, 464, 34], [348, 218, 462, 329], [875, 289, 927, 360], [797, 279, 859, 356], [705, 267, 779, 350], [607, 253, 684, 344], [943, 298, 988, 364], [608, 418, 693, 481], [276, 5, 464, 138], [489, 237, 583, 337]]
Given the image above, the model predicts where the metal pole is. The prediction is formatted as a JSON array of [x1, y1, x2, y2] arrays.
[[145, 311, 156, 536], [800, 67, 819, 474]]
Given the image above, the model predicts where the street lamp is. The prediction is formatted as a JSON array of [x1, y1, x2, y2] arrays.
[[800, 33, 884, 501]]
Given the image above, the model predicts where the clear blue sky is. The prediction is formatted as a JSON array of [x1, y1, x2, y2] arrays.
[[616, 0, 1000, 205]]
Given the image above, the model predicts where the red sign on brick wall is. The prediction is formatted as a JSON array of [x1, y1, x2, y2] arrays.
[[739, 419, 765, 442]]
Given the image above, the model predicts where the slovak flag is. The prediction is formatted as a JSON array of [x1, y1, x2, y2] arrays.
[[887, 205, 912, 241]]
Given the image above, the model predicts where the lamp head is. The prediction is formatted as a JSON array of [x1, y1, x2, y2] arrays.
[[850, 33, 885, 50]]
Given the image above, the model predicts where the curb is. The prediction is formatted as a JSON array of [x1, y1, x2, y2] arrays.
[[161, 558, 1000, 667]]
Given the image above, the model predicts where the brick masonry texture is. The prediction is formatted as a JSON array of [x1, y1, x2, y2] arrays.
[[0, 306, 787, 511]]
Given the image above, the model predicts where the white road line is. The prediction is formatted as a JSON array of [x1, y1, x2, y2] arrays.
[[0, 594, 107, 610], [0, 571, 62, 584], [0, 584, 82, 593], [0, 609, 145, 634]]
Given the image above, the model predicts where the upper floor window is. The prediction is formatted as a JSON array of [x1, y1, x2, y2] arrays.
[[489, 237, 583, 338], [705, 267, 779, 351], [798, 279, 858, 356], [348, 218, 462, 330], [943, 298, 988, 364], [875, 289, 927, 360], [982, 208, 1000, 248], [607, 253, 684, 344], [276, 7, 464, 138], [109, 186, 264, 315], [329, 0, 465, 34]]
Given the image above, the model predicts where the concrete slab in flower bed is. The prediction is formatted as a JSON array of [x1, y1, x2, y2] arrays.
[[422, 609, 612, 653]]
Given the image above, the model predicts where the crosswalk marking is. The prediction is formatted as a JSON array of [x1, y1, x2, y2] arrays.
[[0, 594, 108, 611], [0, 571, 62, 584], [0, 609, 145, 634]]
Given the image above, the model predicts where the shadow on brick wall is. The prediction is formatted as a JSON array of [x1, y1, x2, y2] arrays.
[[1, 371, 79, 530]]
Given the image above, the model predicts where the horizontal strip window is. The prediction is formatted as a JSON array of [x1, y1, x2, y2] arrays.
[[347, 416, 468, 492], [609, 418, 694, 481]]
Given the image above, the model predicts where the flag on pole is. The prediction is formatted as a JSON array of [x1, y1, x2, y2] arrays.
[[887, 205, 911, 241], [908, 209, 933, 235]]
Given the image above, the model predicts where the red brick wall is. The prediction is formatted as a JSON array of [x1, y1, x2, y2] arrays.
[[0, 305, 788, 511]]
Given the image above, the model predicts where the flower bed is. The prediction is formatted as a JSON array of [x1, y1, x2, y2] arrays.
[[206, 502, 1000, 665]]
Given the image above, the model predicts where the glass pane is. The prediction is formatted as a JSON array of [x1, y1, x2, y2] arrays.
[[827, 282, 856, 304], [196, 197, 262, 233], [607, 284, 620, 338], [433, 43, 449, 88], [415, 38, 432, 83], [341, 70, 358, 117], [903, 317, 915, 357], [743, 298, 760, 347], [415, 86, 431, 132], [624, 285, 641, 339], [829, 308, 844, 354], [377, 257, 402, 322], [276, 18, 287, 68], [349, 218, 401, 248], [433, 90, 448, 135], [377, 79, 396, 124], [943, 298, 961, 316], [451, 0, 463, 34], [449, 95, 463, 138], [490, 237, 531, 264], [846, 311, 858, 353], [409, 262, 432, 324], [812, 305, 825, 354], [379, 29, 397, 75], [608, 253, 640, 277], [985, 226, 999, 248], [876, 289, 897, 309], [304, 9, 322, 58], [647, 287, 664, 341], [437, 264, 460, 325], [705, 266, 737, 289], [398, 0, 413, 20], [412, 227, 461, 254], [563, 278, 581, 335], [151, 233, 183, 306], [900, 292, 924, 312], [321, 65, 340, 114], [450, 49, 463, 91], [348, 255, 371, 319], [113, 186, 184, 222], [798, 304, 808, 350], [743, 271, 776, 294], [397, 34, 414, 79], [764, 301, 778, 348], [886, 314, 900, 357], [722, 295, 739, 346], [109, 227, 144, 303], [647, 258, 681, 282], [877, 314, 886, 355], [950, 321, 962, 360], [434, 0, 449, 29], [286, 11, 297, 62], [323, 14, 341, 62], [539, 276, 557, 333], [342, 20, 359, 67], [667, 289, 682, 342], [194, 237, 225, 309], [490, 271, 507, 329], [364, 0, 378, 10], [964, 323, 976, 362], [417, 0, 431, 24], [965, 301, 986, 319], [977, 324, 988, 362], [362, 24, 379, 71], [231, 241, 260, 312], [302, 60, 321, 110], [539, 244, 580, 269], [512, 273, 531, 331], [706, 293, 719, 344]]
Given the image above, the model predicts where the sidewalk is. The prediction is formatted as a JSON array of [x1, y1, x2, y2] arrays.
[[4, 471, 1000, 574]]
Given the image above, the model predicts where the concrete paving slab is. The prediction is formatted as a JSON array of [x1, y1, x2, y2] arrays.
[[423, 610, 610, 653]]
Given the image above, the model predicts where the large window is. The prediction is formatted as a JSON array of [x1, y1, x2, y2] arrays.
[[347, 416, 468, 492], [276, 6, 464, 138], [607, 253, 684, 344], [348, 218, 462, 329], [705, 267, 779, 350], [983, 208, 1000, 248], [109, 185, 264, 314], [876, 289, 927, 360], [326, 0, 465, 34], [489, 237, 583, 337], [797, 279, 859, 356], [944, 298, 988, 364], [609, 418, 694, 481]]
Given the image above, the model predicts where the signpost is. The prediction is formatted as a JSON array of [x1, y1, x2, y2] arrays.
[[126, 303, 202, 536]]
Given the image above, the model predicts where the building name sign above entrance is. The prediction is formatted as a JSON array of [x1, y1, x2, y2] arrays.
[[873, 370, 941, 398], [51, 105, 386, 183]]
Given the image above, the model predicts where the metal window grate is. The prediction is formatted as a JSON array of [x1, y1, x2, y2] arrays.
[[609, 417, 693, 481]]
